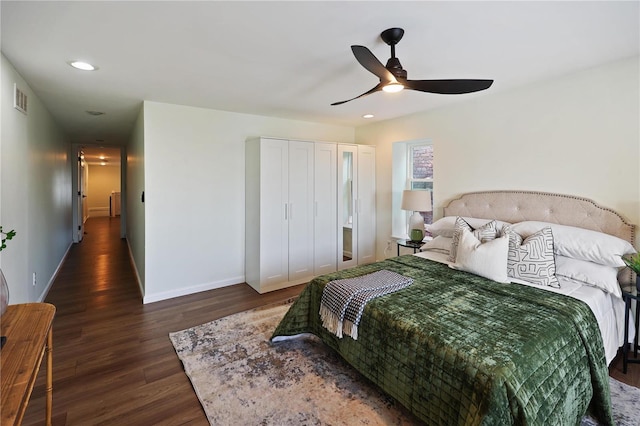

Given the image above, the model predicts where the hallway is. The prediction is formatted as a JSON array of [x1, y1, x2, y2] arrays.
[[24, 217, 302, 425]]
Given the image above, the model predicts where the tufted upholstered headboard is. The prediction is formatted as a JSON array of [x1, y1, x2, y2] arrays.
[[443, 191, 636, 287]]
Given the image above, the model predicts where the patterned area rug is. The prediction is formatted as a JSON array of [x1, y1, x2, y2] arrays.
[[169, 300, 640, 425]]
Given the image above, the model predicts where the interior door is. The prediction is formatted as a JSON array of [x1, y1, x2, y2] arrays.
[[76, 150, 85, 242]]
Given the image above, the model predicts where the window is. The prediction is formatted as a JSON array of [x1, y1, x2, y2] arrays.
[[407, 144, 433, 226], [391, 139, 434, 239]]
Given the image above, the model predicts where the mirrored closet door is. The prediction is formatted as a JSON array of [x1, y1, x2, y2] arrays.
[[337, 145, 358, 270]]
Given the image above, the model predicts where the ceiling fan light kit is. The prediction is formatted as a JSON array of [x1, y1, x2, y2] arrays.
[[382, 82, 404, 93], [332, 27, 493, 106]]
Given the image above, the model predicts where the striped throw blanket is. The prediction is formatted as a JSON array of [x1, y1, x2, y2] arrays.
[[320, 270, 413, 340]]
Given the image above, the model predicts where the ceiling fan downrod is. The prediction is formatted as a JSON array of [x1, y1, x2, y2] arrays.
[[381, 28, 407, 79]]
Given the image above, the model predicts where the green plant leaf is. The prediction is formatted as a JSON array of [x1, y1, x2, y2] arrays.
[[0, 227, 16, 252], [621, 253, 640, 274]]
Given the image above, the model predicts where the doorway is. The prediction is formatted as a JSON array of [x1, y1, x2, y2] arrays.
[[72, 144, 126, 242]]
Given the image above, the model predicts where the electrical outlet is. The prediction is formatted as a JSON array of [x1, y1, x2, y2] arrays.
[[384, 240, 393, 257], [32, 272, 37, 286]]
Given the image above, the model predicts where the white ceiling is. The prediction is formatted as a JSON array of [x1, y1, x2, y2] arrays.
[[1, 1, 638, 146]]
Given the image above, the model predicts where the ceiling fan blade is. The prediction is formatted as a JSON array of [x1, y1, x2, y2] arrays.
[[405, 79, 493, 94], [351, 45, 396, 83], [331, 83, 385, 106]]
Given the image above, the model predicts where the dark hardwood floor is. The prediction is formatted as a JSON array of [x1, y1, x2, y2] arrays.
[[23, 217, 304, 425], [23, 216, 639, 425]]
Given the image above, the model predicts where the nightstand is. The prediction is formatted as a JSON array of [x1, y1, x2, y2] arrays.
[[622, 288, 640, 373], [396, 239, 424, 256]]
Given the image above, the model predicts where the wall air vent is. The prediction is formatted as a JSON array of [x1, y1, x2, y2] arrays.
[[13, 84, 27, 115]]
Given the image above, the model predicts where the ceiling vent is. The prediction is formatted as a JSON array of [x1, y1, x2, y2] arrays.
[[13, 84, 27, 115]]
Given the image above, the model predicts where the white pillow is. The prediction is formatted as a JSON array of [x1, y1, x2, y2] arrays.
[[428, 216, 511, 238], [505, 227, 559, 288], [555, 255, 622, 298], [420, 236, 453, 254], [510, 221, 636, 267], [450, 229, 509, 283], [426, 216, 457, 237], [448, 217, 499, 263]]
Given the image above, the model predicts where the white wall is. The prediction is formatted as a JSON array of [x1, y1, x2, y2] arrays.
[[141, 101, 354, 303], [1, 54, 72, 303], [87, 164, 121, 217], [355, 57, 640, 260]]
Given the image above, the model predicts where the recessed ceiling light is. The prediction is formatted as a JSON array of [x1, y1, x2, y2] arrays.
[[362, 114, 374, 119], [86, 110, 105, 116], [69, 61, 98, 71]]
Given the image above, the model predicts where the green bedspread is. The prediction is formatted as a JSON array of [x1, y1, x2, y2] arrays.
[[271, 255, 614, 425]]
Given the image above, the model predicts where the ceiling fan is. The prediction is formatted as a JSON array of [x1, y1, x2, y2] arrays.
[[331, 28, 493, 106]]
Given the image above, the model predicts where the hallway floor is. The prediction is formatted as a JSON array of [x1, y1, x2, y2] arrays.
[[23, 217, 302, 425]]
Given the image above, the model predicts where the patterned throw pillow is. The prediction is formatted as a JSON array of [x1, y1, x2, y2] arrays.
[[505, 226, 560, 288], [448, 217, 499, 263]]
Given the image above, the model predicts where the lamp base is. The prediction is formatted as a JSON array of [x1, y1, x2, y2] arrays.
[[408, 212, 425, 242]]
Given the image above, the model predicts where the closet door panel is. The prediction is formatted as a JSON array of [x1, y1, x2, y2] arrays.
[[287, 141, 315, 281], [260, 139, 289, 285], [357, 145, 376, 265], [314, 142, 337, 275], [337, 145, 358, 270]]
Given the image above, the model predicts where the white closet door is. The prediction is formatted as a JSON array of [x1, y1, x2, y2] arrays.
[[337, 145, 358, 270], [313, 142, 337, 275], [259, 138, 289, 285], [357, 145, 376, 265], [287, 140, 315, 281]]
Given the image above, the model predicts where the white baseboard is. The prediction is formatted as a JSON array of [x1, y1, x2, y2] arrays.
[[37, 242, 73, 302], [126, 238, 145, 301], [143, 276, 245, 304], [89, 207, 110, 217]]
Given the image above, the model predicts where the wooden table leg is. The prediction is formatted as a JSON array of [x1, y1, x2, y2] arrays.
[[45, 328, 53, 426]]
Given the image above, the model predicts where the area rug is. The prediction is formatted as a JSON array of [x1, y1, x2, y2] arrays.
[[169, 300, 640, 425]]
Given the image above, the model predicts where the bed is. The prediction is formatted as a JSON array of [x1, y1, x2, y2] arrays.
[[271, 191, 637, 425]]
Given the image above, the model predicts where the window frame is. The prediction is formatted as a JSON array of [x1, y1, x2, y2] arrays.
[[407, 142, 433, 191], [406, 142, 434, 230], [391, 139, 434, 240]]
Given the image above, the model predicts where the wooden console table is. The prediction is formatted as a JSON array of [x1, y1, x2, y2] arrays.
[[1, 303, 56, 426]]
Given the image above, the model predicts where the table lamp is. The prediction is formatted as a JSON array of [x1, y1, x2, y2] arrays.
[[401, 190, 432, 242]]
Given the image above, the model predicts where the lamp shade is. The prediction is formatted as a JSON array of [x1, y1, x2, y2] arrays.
[[401, 190, 432, 212]]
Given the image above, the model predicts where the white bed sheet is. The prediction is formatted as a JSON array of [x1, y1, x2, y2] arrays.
[[413, 250, 633, 365]]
